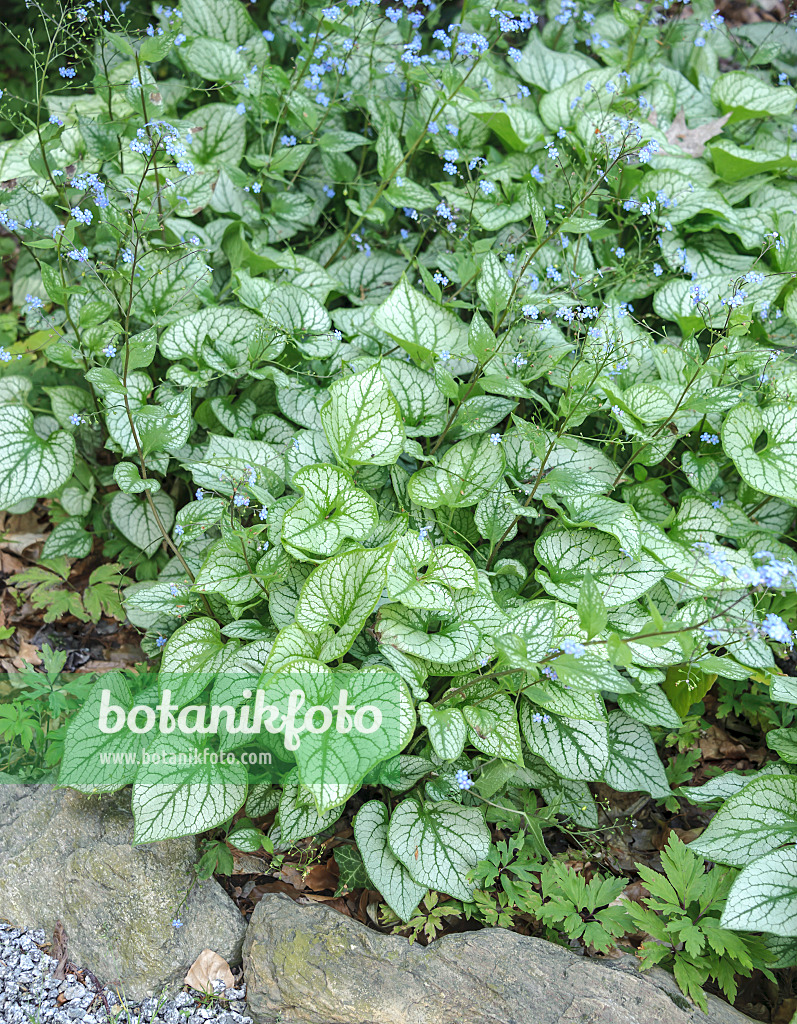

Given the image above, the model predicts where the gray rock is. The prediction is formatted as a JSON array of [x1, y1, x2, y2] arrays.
[[243, 894, 755, 1024], [0, 785, 246, 1001]]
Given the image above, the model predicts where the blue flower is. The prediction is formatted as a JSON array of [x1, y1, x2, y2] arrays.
[[172, 918, 184, 928], [455, 769, 473, 790], [25, 294, 44, 309], [59, 67, 76, 78], [236, 103, 247, 115], [479, 180, 496, 196], [489, 433, 502, 445], [156, 636, 167, 648], [762, 613, 793, 646], [69, 413, 84, 426], [195, 488, 204, 500], [562, 638, 585, 658]]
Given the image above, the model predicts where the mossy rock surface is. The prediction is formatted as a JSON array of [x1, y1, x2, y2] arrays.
[[243, 892, 755, 1024], [0, 784, 246, 1000]]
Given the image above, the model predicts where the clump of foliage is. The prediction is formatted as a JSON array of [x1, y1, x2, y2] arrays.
[[627, 834, 775, 1011], [2, 0, 797, 1008]]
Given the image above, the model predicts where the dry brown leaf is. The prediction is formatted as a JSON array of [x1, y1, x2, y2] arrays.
[[278, 863, 307, 891], [184, 949, 234, 994], [248, 880, 305, 905], [699, 724, 746, 760], [303, 860, 339, 892], [664, 109, 730, 157], [1, 532, 47, 555]]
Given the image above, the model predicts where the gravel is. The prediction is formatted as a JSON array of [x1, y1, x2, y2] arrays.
[[0, 924, 253, 1024]]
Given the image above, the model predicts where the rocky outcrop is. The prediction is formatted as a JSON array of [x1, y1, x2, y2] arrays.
[[0, 785, 246, 1001], [243, 892, 755, 1024]]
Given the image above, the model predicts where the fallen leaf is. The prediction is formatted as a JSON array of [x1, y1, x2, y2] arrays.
[[664, 109, 730, 157], [52, 921, 69, 981], [278, 863, 308, 890], [303, 860, 339, 892], [1, 531, 47, 555], [699, 724, 746, 760], [301, 894, 351, 914], [248, 880, 306, 905], [184, 950, 234, 994]]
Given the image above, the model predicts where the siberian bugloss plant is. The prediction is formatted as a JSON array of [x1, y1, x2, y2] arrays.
[[2, 0, 797, 1002]]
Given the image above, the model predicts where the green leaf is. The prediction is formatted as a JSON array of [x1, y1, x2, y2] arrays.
[[159, 617, 230, 707], [418, 703, 467, 760], [377, 358, 447, 438], [691, 775, 797, 867], [386, 533, 478, 611], [181, 0, 254, 44], [0, 407, 75, 507], [194, 541, 262, 605], [520, 701, 609, 781], [603, 711, 671, 799], [42, 518, 92, 560], [462, 682, 522, 763], [353, 800, 426, 921], [535, 527, 663, 608], [139, 30, 177, 61], [132, 733, 247, 842], [109, 491, 175, 557], [160, 307, 273, 375], [295, 545, 391, 661], [711, 71, 796, 123], [378, 605, 480, 664], [476, 252, 512, 319], [373, 279, 468, 367], [187, 103, 247, 167], [282, 465, 377, 560], [722, 404, 797, 505], [59, 672, 146, 792], [259, 660, 414, 813], [577, 570, 607, 639], [722, 846, 797, 937], [321, 366, 405, 466], [387, 797, 491, 902], [113, 462, 161, 495], [276, 769, 342, 844], [407, 435, 505, 509]]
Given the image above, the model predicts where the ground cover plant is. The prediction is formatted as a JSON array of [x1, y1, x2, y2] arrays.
[[1, 0, 797, 1012]]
